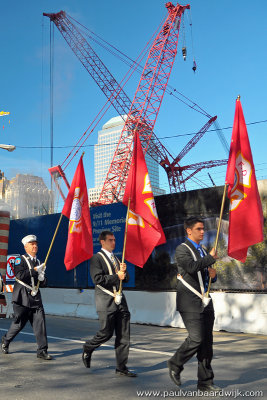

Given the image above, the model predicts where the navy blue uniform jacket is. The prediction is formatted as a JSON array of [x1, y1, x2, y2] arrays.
[[12, 254, 47, 308]]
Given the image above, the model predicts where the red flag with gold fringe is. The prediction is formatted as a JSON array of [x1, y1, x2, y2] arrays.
[[62, 156, 93, 270], [122, 132, 166, 267], [225, 98, 264, 262]]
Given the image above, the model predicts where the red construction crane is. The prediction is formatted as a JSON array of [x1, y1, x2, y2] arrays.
[[43, 6, 192, 198], [44, 4, 227, 201], [157, 115, 227, 192], [98, 2, 191, 204]]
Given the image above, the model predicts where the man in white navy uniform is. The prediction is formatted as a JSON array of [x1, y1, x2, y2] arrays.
[[82, 230, 137, 377], [1, 235, 52, 360], [167, 216, 220, 393]]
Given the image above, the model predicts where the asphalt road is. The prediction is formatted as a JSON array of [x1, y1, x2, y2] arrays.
[[0, 315, 266, 399]]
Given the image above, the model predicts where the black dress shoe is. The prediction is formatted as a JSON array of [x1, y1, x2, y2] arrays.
[[115, 368, 137, 377], [1, 337, 9, 354], [82, 350, 92, 368], [37, 351, 53, 360], [197, 383, 221, 393], [167, 360, 181, 386]]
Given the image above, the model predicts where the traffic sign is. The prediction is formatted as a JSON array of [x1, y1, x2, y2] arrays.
[[6, 255, 20, 281]]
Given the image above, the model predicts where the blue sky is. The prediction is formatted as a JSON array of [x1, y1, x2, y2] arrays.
[[1, 0, 267, 210]]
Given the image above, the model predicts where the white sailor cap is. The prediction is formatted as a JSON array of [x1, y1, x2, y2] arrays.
[[21, 235, 38, 246]]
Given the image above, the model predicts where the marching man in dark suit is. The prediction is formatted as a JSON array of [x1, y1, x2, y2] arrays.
[[82, 230, 137, 377], [167, 216, 220, 393], [1, 235, 52, 360]]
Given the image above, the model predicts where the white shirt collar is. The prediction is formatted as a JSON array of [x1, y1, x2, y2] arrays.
[[101, 248, 113, 260], [27, 253, 36, 261]]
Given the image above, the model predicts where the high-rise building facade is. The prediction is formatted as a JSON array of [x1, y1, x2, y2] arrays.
[[89, 116, 165, 204], [0, 171, 54, 219]]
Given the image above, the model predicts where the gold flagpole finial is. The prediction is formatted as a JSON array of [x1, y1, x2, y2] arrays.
[[237, 95, 241, 101], [81, 152, 85, 158]]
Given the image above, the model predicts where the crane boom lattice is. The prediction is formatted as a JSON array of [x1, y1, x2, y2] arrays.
[[44, 4, 228, 202], [98, 2, 190, 204]]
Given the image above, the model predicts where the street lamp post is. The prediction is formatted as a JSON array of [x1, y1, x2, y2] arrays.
[[0, 144, 16, 152]]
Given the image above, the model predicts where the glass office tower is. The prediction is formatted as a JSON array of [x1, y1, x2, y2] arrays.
[[89, 115, 165, 203]]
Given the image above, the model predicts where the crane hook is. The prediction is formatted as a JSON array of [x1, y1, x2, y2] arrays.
[[182, 47, 187, 61]]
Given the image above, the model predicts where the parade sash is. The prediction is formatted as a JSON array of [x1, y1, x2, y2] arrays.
[[97, 252, 122, 305], [178, 243, 211, 307]]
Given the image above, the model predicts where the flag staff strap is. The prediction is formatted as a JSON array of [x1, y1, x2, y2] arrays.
[[36, 213, 63, 290], [206, 183, 228, 296], [118, 197, 131, 294]]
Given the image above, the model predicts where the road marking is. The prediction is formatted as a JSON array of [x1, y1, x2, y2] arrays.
[[0, 328, 172, 356]]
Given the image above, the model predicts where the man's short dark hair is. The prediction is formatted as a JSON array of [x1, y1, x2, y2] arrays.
[[99, 230, 114, 243], [184, 216, 204, 231]]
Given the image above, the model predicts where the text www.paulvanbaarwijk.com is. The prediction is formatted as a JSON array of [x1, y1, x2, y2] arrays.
[[136, 389, 264, 398]]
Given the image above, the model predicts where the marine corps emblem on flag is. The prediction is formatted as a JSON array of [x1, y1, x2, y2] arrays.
[[128, 210, 145, 228], [123, 131, 166, 267], [69, 187, 83, 233], [225, 98, 263, 262], [229, 152, 252, 211], [62, 155, 93, 270], [142, 173, 152, 194], [144, 197, 159, 219], [127, 173, 159, 229]]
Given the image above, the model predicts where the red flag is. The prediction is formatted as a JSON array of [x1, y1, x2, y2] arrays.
[[225, 98, 264, 262], [62, 156, 93, 270], [122, 132, 166, 267]]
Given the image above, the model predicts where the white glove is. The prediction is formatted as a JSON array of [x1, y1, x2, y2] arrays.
[[38, 272, 45, 281], [35, 263, 46, 273]]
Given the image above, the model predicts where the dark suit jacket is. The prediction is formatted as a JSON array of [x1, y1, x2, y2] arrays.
[[90, 250, 129, 313], [12, 254, 47, 308], [175, 239, 216, 313]]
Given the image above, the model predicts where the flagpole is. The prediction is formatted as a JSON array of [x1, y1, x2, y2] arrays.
[[206, 183, 228, 296], [36, 213, 63, 290], [118, 197, 131, 294]]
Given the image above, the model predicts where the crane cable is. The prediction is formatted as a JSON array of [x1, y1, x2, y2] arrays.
[[181, 13, 187, 61], [68, 13, 210, 118], [45, 10, 228, 178], [60, 14, 163, 170], [188, 8, 197, 72]]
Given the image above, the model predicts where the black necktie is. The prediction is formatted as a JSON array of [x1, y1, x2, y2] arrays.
[[30, 258, 37, 267]]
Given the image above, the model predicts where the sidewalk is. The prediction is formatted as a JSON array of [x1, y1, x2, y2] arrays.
[[0, 315, 266, 399]]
